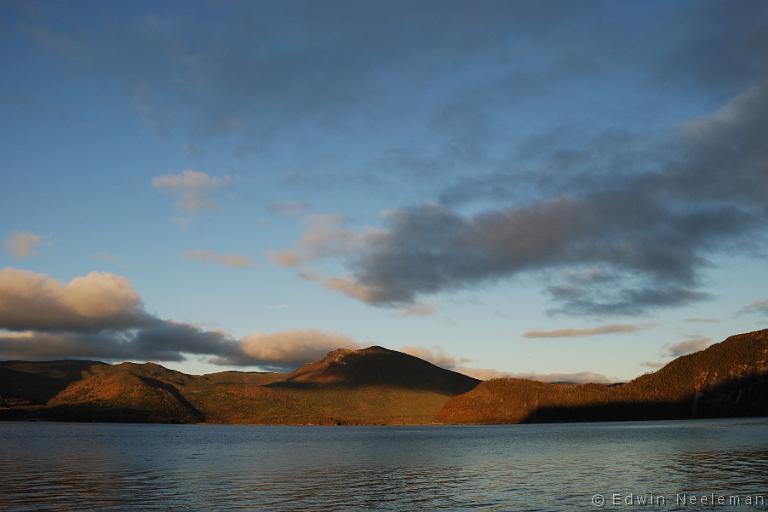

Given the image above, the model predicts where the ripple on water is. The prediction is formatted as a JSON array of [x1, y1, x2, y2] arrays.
[[0, 420, 767, 511]]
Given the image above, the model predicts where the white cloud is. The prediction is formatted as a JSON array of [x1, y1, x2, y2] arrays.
[[183, 250, 256, 268], [401, 303, 436, 317], [524, 324, 648, 338], [0, 267, 145, 332], [152, 170, 231, 212], [231, 330, 361, 369], [400, 345, 466, 369], [457, 367, 616, 384], [4, 232, 42, 259]]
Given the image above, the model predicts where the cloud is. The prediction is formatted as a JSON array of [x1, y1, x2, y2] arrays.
[[279, 82, 768, 315], [183, 250, 256, 269], [662, 336, 713, 357], [269, 250, 302, 268], [4, 232, 42, 259], [0, 267, 620, 379], [0, 268, 353, 369], [739, 299, 768, 316], [641, 361, 665, 370], [457, 367, 616, 384], [267, 201, 309, 217], [400, 345, 467, 369], [524, 324, 648, 338], [684, 317, 719, 323], [367, 341, 618, 383], [217, 330, 361, 370], [152, 170, 231, 212], [0, 268, 147, 332], [0, 324, 237, 363], [401, 303, 436, 317], [270, 214, 374, 268], [322, 276, 380, 303]]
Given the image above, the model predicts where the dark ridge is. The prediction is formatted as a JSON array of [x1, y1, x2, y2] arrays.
[[136, 376, 204, 421], [521, 373, 768, 423], [268, 345, 480, 395], [0, 360, 105, 406], [437, 329, 768, 424], [1, 330, 767, 425]]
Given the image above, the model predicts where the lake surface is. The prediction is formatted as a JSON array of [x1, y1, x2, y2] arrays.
[[1, 419, 767, 511]]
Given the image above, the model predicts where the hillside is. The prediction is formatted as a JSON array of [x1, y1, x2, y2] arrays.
[[0, 346, 480, 424], [437, 329, 768, 423], [0, 360, 105, 407], [273, 346, 480, 394], [1, 331, 767, 425]]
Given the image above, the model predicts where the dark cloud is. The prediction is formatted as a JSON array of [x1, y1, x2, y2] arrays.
[[286, 82, 768, 314], [7, 1, 582, 144], [739, 299, 768, 316], [0, 323, 238, 363], [0, 268, 354, 370], [11, 1, 764, 158]]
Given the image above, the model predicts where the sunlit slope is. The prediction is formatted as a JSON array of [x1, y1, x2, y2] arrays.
[[2, 331, 766, 425], [0, 346, 480, 424], [437, 329, 768, 423]]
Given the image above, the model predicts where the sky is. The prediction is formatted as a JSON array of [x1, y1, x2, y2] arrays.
[[1, 0, 767, 382]]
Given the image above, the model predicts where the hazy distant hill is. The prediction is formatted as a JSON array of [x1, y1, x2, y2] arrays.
[[1, 330, 767, 425]]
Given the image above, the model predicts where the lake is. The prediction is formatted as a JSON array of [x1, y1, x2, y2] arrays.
[[1, 418, 767, 510]]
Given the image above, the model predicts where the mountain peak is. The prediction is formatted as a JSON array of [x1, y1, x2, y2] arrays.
[[271, 345, 480, 394]]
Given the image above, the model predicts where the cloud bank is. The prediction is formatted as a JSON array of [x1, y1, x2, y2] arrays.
[[0, 268, 461, 372], [0, 268, 331, 368], [398, 345, 614, 383], [524, 324, 647, 338], [457, 367, 616, 384], [279, 82, 768, 316]]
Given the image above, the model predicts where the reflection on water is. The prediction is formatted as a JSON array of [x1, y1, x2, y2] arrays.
[[1, 419, 767, 511]]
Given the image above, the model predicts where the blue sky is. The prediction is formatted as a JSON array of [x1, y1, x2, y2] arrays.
[[1, 0, 767, 381]]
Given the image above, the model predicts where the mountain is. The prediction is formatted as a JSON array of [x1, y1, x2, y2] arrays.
[[437, 329, 768, 423], [0, 346, 480, 424], [1, 330, 767, 425], [0, 360, 105, 407], [272, 346, 479, 394]]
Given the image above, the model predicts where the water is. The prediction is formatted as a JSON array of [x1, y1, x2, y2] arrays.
[[1, 419, 767, 511]]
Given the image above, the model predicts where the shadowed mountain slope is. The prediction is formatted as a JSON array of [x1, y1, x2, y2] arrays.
[[437, 329, 768, 423], [1, 332, 767, 425], [0, 360, 105, 407], [0, 347, 479, 424], [271, 346, 480, 394]]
